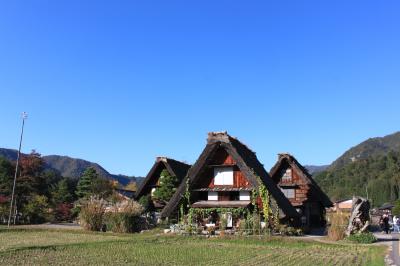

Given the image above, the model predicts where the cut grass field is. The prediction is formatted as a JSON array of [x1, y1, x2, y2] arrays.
[[0, 227, 386, 265]]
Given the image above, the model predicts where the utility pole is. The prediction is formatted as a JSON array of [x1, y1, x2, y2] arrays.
[[7, 112, 28, 228]]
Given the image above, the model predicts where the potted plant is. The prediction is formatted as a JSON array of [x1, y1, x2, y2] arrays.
[[220, 216, 227, 237]]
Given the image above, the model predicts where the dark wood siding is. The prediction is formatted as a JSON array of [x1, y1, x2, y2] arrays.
[[194, 149, 251, 189], [277, 166, 310, 206]]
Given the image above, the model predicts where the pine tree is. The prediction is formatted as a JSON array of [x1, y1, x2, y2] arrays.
[[52, 178, 73, 204], [152, 169, 178, 202], [0, 157, 14, 196], [76, 167, 98, 198]]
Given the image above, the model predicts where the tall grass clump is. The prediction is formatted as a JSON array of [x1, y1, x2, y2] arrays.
[[79, 196, 106, 231], [106, 200, 144, 233], [327, 211, 349, 241]]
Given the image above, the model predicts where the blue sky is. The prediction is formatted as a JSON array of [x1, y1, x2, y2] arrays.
[[0, 1, 399, 177]]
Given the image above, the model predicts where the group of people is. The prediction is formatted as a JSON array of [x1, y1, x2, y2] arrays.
[[380, 214, 400, 234]]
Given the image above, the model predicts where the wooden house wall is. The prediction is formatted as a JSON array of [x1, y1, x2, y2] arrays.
[[195, 149, 251, 189], [277, 166, 310, 206]]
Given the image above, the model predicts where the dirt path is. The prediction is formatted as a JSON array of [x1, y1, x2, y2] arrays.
[[374, 232, 400, 266], [11, 223, 82, 230]]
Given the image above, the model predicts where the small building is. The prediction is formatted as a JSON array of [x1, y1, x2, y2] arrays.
[[115, 188, 136, 200], [161, 132, 300, 227], [135, 157, 191, 210], [333, 199, 353, 212], [269, 153, 333, 227], [378, 203, 394, 215]]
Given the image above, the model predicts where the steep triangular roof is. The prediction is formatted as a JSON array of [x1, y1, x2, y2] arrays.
[[161, 132, 300, 218], [269, 153, 333, 208], [135, 157, 191, 200]]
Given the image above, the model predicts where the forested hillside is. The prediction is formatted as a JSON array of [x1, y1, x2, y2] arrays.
[[314, 150, 400, 207], [0, 148, 142, 186], [329, 131, 400, 169]]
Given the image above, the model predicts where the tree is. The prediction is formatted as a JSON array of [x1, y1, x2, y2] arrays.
[[22, 194, 50, 224], [152, 169, 178, 202], [15, 151, 48, 219], [52, 178, 73, 205], [76, 167, 98, 199], [138, 194, 155, 213], [0, 157, 14, 197], [76, 167, 113, 199], [393, 200, 400, 217], [91, 178, 113, 198]]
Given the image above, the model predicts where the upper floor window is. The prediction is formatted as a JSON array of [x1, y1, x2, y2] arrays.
[[214, 167, 234, 185], [282, 168, 292, 182], [281, 188, 295, 199]]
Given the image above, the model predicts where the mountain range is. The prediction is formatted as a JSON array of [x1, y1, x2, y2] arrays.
[[329, 131, 400, 169], [304, 165, 329, 175], [0, 148, 142, 186], [2, 130, 399, 197], [313, 131, 400, 206]]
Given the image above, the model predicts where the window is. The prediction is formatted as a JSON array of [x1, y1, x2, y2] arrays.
[[282, 168, 292, 182], [239, 191, 250, 201], [281, 188, 295, 199], [214, 167, 234, 185], [208, 191, 218, 201]]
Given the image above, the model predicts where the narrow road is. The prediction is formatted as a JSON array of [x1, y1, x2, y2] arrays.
[[375, 232, 400, 266]]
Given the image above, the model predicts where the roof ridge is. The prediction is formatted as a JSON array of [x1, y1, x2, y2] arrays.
[[156, 156, 190, 166]]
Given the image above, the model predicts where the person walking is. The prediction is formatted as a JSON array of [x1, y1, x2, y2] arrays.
[[393, 216, 398, 233], [383, 214, 390, 234], [394, 215, 400, 233]]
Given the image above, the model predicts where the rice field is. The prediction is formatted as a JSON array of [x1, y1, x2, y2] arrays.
[[0, 228, 385, 265]]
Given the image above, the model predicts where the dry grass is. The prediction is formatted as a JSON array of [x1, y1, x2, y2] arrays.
[[327, 211, 350, 241]]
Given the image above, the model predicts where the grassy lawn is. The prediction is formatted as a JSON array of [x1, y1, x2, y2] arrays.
[[0, 228, 385, 265]]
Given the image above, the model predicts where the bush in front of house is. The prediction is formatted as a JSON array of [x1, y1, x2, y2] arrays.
[[276, 224, 303, 236], [79, 196, 106, 231], [105, 200, 144, 233], [346, 232, 377, 244]]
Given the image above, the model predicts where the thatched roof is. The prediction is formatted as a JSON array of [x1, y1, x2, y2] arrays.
[[115, 188, 135, 199], [269, 153, 333, 208], [161, 132, 300, 219], [135, 157, 191, 200]]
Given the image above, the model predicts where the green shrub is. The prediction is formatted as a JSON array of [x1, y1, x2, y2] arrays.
[[295, 228, 304, 236], [347, 232, 377, 244], [138, 195, 155, 213], [238, 219, 247, 235], [277, 225, 303, 236], [22, 195, 52, 224], [79, 196, 106, 231], [106, 200, 144, 233], [219, 215, 227, 230]]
